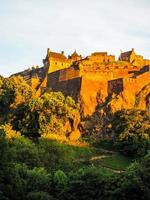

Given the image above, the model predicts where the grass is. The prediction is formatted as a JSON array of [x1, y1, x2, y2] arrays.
[[97, 153, 133, 170], [91, 140, 133, 171], [39, 138, 133, 172]]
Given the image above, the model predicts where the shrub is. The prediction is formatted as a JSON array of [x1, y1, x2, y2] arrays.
[[113, 109, 150, 157]]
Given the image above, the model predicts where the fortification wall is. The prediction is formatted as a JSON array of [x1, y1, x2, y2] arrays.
[[114, 72, 150, 96], [123, 78, 137, 94], [59, 67, 80, 81], [135, 71, 150, 92], [81, 71, 113, 80], [47, 70, 81, 99], [80, 77, 108, 116], [112, 69, 130, 78]]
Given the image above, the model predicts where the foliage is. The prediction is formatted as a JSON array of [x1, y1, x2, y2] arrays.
[[0, 123, 20, 139], [110, 154, 150, 200], [10, 137, 40, 168], [1, 133, 150, 200], [27, 191, 56, 200], [13, 92, 80, 138], [0, 76, 33, 112], [112, 109, 150, 157], [54, 170, 68, 186]]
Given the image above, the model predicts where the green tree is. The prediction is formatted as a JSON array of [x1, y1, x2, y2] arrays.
[[13, 92, 80, 138], [0, 76, 33, 127], [112, 109, 150, 157], [0, 76, 33, 112]]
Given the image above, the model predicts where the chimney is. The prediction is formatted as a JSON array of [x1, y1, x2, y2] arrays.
[[47, 48, 50, 54], [132, 48, 135, 52]]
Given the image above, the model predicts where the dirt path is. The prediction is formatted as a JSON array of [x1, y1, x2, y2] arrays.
[[90, 161, 125, 173]]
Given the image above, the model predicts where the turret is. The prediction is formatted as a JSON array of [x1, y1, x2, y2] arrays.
[[69, 50, 82, 61]]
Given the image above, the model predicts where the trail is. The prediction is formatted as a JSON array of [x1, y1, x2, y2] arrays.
[[76, 147, 126, 174]]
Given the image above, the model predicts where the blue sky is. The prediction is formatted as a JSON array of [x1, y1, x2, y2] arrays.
[[0, 0, 150, 76]]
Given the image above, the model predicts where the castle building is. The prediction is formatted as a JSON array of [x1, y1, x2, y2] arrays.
[[68, 51, 82, 61], [12, 48, 150, 116], [43, 48, 72, 73], [119, 48, 150, 67], [88, 52, 115, 63]]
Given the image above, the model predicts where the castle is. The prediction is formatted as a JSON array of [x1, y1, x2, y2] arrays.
[[12, 48, 150, 116]]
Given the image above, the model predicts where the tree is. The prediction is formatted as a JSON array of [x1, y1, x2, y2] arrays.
[[0, 76, 33, 112], [111, 153, 150, 200], [13, 92, 80, 138], [112, 109, 150, 157]]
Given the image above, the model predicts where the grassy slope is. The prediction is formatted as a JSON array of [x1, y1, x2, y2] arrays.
[[47, 139, 133, 173]]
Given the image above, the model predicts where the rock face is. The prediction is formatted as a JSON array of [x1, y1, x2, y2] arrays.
[[12, 48, 150, 118], [69, 129, 81, 141]]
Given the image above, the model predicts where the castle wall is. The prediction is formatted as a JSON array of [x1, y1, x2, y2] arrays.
[[47, 70, 81, 99], [47, 69, 110, 117], [123, 78, 137, 94], [80, 77, 108, 116], [89, 53, 115, 63], [135, 71, 150, 92], [108, 71, 150, 99], [81, 71, 113, 80], [59, 67, 80, 81], [112, 68, 130, 78], [48, 58, 71, 73]]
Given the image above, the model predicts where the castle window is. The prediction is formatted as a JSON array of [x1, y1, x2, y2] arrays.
[[62, 63, 63, 66]]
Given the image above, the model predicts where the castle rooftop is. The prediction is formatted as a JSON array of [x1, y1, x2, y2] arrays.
[[91, 52, 108, 56], [119, 48, 135, 60], [48, 51, 67, 60]]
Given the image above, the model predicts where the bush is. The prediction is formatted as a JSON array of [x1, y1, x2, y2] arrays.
[[113, 109, 150, 157], [27, 191, 56, 200]]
